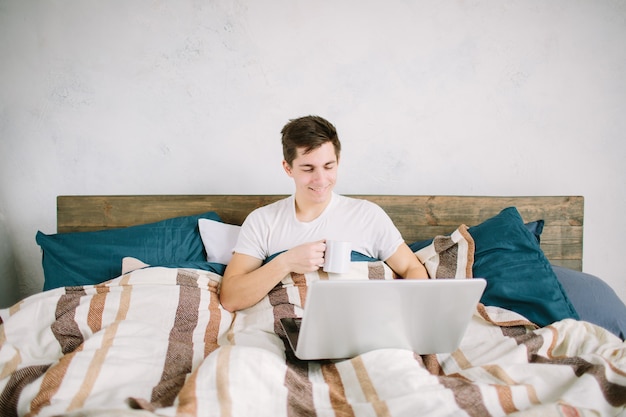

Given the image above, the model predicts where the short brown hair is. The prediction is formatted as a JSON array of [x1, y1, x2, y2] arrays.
[[281, 115, 341, 166]]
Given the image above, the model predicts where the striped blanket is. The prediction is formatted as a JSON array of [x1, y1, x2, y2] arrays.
[[1, 263, 625, 417]]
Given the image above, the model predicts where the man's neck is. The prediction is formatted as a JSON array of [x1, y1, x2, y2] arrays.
[[294, 194, 333, 223]]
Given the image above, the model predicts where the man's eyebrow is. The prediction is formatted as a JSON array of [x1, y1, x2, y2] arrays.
[[297, 160, 336, 168]]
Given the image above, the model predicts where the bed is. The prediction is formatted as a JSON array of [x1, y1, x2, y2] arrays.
[[2, 194, 626, 417]]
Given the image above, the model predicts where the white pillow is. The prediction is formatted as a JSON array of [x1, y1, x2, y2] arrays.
[[121, 256, 150, 274], [198, 218, 241, 264]]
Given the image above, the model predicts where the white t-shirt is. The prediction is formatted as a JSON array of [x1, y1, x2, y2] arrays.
[[234, 193, 404, 261]]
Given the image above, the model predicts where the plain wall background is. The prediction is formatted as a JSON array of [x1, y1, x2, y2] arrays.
[[1, 0, 625, 307]]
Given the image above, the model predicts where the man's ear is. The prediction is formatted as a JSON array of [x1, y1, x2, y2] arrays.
[[282, 160, 293, 177]]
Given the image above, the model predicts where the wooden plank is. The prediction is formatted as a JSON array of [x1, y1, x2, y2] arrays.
[[57, 195, 584, 270], [551, 259, 583, 270], [57, 195, 288, 231]]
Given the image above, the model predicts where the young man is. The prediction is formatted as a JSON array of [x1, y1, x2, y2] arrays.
[[220, 116, 427, 312]]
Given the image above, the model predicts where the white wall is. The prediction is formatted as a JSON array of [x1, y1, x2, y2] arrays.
[[1, 0, 625, 307], [0, 204, 18, 307]]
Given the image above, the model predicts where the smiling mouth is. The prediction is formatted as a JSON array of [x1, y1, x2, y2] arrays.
[[309, 186, 329, 193]]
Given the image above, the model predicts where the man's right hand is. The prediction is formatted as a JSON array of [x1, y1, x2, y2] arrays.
[[220, 240, 327, 312], [281, 240, 327, 274]]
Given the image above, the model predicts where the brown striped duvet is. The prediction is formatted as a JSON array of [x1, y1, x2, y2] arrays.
[[1, 263, 625, 417]]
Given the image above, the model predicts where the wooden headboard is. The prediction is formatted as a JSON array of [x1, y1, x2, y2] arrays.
[[57, 195, 584, 271]]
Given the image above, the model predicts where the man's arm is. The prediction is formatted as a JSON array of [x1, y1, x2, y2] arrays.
[[220, 240, 326, 312], [385, 242, 429, 279]]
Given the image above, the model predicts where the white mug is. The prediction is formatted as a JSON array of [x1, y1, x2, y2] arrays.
[[323, 240, 352, 274]]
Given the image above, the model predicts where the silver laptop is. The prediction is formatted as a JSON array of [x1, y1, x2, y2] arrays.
[[280, 278, 486, 360]]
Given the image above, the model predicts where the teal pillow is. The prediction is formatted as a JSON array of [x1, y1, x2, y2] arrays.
[[36, 211, 221, 290], [469, 207, 579, 327], [524, 219, 544, 243], [137, 261, 227, 276]]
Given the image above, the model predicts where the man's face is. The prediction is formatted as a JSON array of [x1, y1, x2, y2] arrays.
[[283, 141, 339, 205]]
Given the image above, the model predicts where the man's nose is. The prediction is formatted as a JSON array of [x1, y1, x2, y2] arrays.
[[311, 170, 324, 182]]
